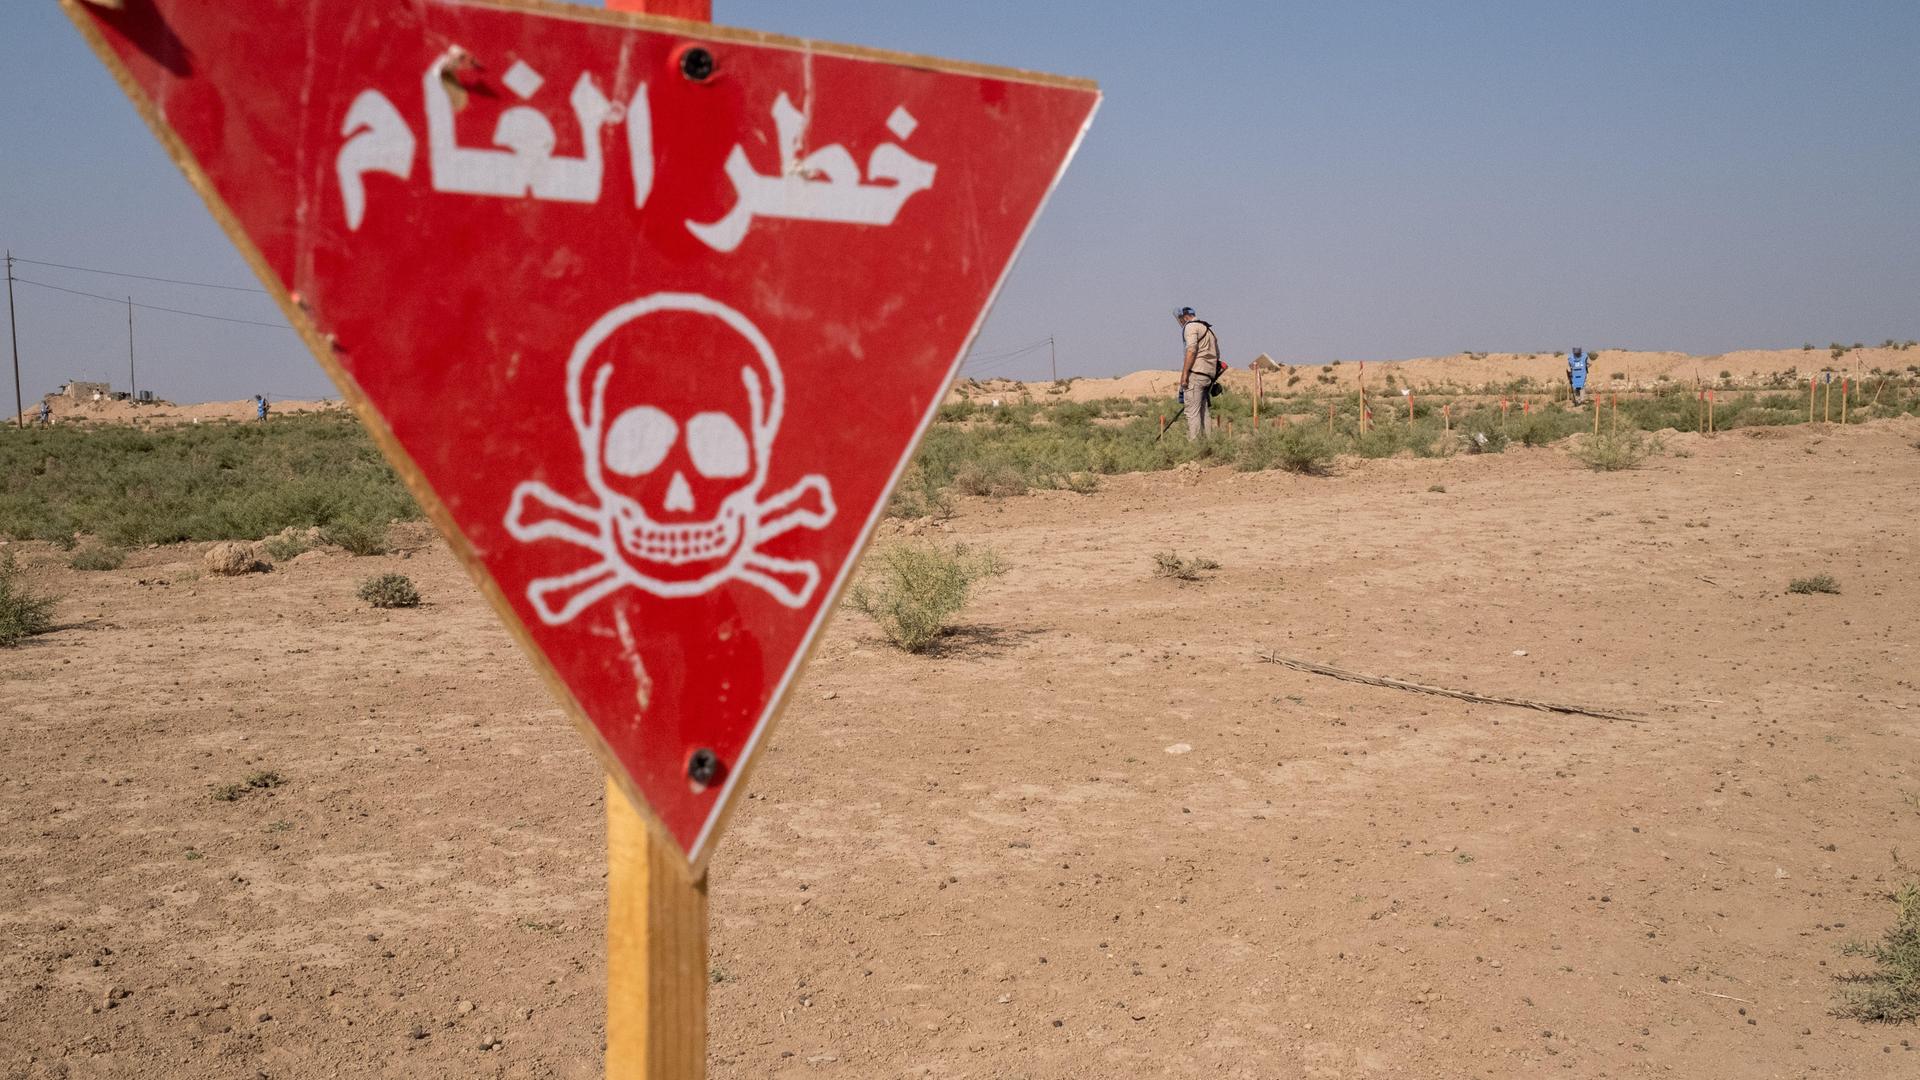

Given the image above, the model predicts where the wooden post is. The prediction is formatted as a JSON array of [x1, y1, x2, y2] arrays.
[[1708, 389, 1715, 434], [1252, 366, 1261, 426], [1841, 377, 1849, 424], [1610, 393, 1618, 436], [597, 12, 710, 1078], [606, 778, 707, 1079], [1500, 398, 1509, 433], [1809, 375, 1816, 424], [1592, 394, 1599, 436], [1406, 391, 1415, 423], [1697, 392, 1704, 433]]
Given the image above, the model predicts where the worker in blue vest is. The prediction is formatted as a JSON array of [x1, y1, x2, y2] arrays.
[[1566, 347, 1590, 406], [255, 394, 270, 421], [36, 400, 52, 426]]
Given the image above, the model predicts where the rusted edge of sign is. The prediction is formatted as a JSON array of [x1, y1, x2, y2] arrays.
[[58, 0, 1099, 879]]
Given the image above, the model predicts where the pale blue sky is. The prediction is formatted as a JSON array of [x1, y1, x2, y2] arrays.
[[3, 1, 1916, 401]]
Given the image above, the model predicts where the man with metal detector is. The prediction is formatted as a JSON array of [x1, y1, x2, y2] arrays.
[[1175, 306, 1222, 439]]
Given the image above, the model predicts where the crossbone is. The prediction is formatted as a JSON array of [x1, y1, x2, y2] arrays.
[[504, 293, 835, 625]]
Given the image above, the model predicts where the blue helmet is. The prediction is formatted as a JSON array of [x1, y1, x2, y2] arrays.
[[1174, 306, 1196, 318]]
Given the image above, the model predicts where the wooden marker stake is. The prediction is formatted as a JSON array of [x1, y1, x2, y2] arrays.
[[1708, 389, 1715, 434], [1808, 376, 1816, 424], [606, 778, 707, 1080], [597, 11, 712, 1079], [1592, 395, 1600, 436], [1824, 380, 1831, 423], [1842, 377, 1849, 424], [1610, 394, 1618, 436], [1252, 366, 1261, 426]]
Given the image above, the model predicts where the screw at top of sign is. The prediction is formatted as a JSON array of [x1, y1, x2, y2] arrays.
[[679, 47, 715, 83]]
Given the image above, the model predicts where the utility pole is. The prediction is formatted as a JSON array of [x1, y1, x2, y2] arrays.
[[1049, 336, 1057, 382], [127, 297, 137, 400], [6, 251, 21, 429]]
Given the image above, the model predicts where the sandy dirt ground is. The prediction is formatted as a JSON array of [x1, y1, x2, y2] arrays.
[[952, 346, 1920, 404], [3, 417, 1919, 1079]]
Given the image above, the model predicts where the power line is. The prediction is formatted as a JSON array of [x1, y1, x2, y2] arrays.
[[12, 277, 294, 331], [964, 337, 1052, 364], [11, 256, 269, 295]]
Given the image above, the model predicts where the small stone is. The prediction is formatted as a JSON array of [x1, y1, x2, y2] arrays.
[[821, 691, 836, 700], [1164, 743, 1193, 755], [252, 1008, 272, 1023], [456, 1000, 475, 1015], [408, 1025, 429, 1040]]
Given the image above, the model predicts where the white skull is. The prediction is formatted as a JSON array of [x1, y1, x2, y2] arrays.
[[568, 295, 781, 589]]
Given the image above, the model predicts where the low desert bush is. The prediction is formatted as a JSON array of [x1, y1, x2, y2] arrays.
[[1237, 426, 1335, 475], [68, 542, 127, 571], [1787, 574, 1840, 595], [1570, 429, 1659, 471], [849, 542, 1004, 652], [324, 518, 390, 556], [1153, 551, 1220, 581], [262, 530, 315, 561], [0, 551, 57, 647], [1833, 881, 1920, 1022], [357, 572, 421, 608]]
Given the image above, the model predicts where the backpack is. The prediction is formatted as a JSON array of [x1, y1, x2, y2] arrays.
[[1188, 320, 1227, 397]]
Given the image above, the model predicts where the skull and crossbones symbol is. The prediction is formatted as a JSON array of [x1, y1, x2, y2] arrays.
[[504, 293, 835, 625]]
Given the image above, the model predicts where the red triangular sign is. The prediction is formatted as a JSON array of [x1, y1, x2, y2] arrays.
[[66, 0, 1097, 868]]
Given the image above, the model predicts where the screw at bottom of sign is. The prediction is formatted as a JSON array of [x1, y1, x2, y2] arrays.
[[687, 748, 720, 787]]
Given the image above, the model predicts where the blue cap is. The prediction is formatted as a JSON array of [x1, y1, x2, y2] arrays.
[[1175, 306, 1196, 318]]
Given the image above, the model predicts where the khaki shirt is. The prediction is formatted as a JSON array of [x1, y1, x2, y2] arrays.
[[1184, 320, 1220, 377]]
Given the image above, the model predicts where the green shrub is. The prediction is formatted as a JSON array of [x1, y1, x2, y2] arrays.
[[357, 572, 421, 608], [68, 542, 126, 571], [324, 518, 390, 556], [262, 530, 315, 561], [1787, 574, 1840, 595], [0, 551, 58, 647], [1237, 426, 1335, 475], [1569, 429, 1659, 471], [849, 542, 1004, 652], [1833, 881, 1920, 1023]]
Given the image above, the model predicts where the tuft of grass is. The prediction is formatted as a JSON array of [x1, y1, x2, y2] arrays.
[[849, 542, 1005, 653], [1833, 881, 1920, 1023], [211, 769, 285, 802], [67, 542, 126, 571], [0, 551, 58, 647], [1570, 429, 1660, 471], [1153, 551, 1221, 581], [1428, 484, 1447, 493], [323, 519, 390, 556], [357, 573, 421, 609], [1788, 574, 1840, 595]]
